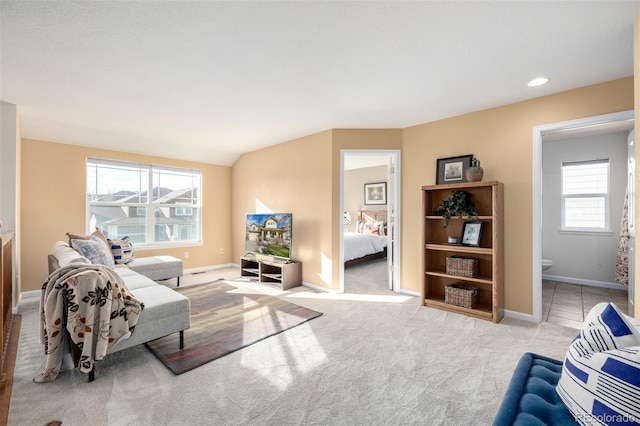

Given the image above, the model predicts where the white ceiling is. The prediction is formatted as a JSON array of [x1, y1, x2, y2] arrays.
[[1, 1, 639, 166]]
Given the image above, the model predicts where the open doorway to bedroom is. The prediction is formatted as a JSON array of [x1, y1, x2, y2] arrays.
[[339, 150, 401, 294]]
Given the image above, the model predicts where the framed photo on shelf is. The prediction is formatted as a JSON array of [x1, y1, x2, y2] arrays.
[[436, 154, 473, 185], [461, 221, 483, 247], [364, 182, 387, 205]]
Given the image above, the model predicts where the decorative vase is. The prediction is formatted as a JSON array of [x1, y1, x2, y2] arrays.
[[466, 158, 484, 182]]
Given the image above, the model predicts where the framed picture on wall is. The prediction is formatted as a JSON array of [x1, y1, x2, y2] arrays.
[[436, 154, 473, 184], [364, 182, 387, 205]]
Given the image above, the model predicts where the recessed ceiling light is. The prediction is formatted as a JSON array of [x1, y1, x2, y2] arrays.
[[527, 77, 550, 87]]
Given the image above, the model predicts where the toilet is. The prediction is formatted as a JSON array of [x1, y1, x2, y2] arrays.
[[542, 258, 553, 271]]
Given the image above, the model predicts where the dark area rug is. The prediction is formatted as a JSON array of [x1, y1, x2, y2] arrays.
[[145, 280, 323, 374]]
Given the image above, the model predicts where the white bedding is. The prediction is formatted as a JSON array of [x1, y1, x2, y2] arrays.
[[343, 232, 388, 262]]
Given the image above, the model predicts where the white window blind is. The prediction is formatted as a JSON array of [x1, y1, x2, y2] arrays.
[[87, 158, 202, 247], [561, 159, 609, 230]]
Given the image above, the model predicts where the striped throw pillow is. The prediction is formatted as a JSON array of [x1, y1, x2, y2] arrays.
[[556, 302, 640, 425], [109, 236, 134, 264]]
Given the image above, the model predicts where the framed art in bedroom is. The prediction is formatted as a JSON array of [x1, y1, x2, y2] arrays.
[[436, 154, 473, 184], [364, 182, 386, 205]]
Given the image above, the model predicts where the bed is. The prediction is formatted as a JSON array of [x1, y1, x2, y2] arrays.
[[344, 210, 388, 267]]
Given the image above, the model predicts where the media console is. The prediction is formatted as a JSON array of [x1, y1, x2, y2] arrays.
[[240, 255, 302, 290]]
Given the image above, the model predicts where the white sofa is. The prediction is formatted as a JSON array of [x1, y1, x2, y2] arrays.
[[48, 241, 191, 381], [126, 255, 184, 286]]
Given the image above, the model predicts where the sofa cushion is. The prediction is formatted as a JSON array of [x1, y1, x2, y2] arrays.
[[50, 241, 91, 268], [66, 228, 109, 248], [71, 236, 115, 268], [108, 236, 134, 264], [108, 284, 190, 354], [128, 256, 183, 281], [556, 302, 640, 425], [112, 266, 158, 290]]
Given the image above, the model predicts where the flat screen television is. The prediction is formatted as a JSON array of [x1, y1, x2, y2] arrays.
[[245, 213, 292, 260]]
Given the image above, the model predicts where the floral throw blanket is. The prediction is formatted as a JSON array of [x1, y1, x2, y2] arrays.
[[34, 264, 144, 382]]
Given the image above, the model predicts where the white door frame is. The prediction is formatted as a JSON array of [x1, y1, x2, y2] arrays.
[[339, 149, 401, 293], [532, 110, 634, 322]]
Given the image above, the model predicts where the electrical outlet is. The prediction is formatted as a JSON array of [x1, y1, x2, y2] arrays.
[[184, 251, 189, 259], [219, 248, 224, 255]]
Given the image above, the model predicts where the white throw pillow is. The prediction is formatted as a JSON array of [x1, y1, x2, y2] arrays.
[[108, 236, 134, 264], [51, 241, 91, 267], [71, 236, 115, 268], [556, 302, 640, 425]]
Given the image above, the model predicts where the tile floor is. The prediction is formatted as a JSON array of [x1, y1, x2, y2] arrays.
[[542, 280, 630, 329]]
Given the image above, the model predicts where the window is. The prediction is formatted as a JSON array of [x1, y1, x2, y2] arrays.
[[87, 158, 201, 247], [561, 159, 609, 231], [175, 206, 193, 216]]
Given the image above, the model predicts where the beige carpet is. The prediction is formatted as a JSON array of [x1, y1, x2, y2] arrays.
[[8, 267, 578, 425]]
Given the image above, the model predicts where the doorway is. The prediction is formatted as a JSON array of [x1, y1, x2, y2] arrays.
[[532, 110, 635, 323], [339, 150, 401, 294]]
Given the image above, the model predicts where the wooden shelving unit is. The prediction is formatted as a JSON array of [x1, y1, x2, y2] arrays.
[[422, 181, 503, 323], [240, 255, 302, 290], [0, 232, 15, 389]]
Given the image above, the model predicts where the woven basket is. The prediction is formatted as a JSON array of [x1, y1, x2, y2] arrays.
[[445, 284, 478, 308], [446, 256, 479, 278]]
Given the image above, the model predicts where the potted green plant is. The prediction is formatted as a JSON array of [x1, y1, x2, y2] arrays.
[[432, 190, 478, 227]]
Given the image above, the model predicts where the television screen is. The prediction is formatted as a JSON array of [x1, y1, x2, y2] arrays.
[[245, 213, 292, 259]]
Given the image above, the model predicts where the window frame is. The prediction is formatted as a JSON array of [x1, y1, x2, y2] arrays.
[[560, 158, 611, 234], [86, 157, 202, 249]]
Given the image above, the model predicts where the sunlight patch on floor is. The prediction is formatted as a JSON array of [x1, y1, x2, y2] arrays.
[[239, 322, 326, 391]]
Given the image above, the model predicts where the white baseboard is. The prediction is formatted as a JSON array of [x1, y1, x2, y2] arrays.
[[398, 288, 420, 297], [503, 309, 535, 323], [301, 281, 342, 294], [184, 263, 238, 275], [542, 274, 628, 291], [20, 290, 39, 299]]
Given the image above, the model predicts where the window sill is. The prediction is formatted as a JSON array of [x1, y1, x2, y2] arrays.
[[135, 241, 204, 251], [559, 229, 613, 237]]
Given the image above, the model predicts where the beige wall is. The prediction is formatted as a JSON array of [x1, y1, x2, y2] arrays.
[[232, 129, 402, 290], [402, 77, 634, 315], [20, 139, 232, 292], [635, 9, 640, 319], [231, 131, 333, 287], [16, 78, 636, 315]]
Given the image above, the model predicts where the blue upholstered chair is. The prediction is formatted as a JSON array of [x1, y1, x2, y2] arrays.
[[493, 352, 577, 425]]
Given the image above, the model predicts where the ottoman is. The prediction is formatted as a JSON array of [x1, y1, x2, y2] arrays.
[[128, 255, 184, 286]]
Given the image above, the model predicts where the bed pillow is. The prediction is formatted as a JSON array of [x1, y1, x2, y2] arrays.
[[108, 236, 134, 264], [362, 222, 380, 235], [71, 236, 115, 268], [377, 221, 385, 236], [556, 302, 640, 425]]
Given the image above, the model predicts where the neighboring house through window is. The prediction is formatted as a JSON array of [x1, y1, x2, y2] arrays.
[[87, 158, 202, 247], [561, 158, 610, 232]]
